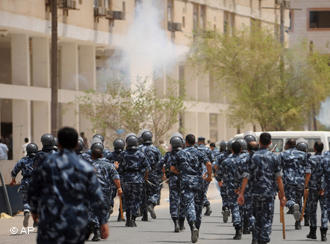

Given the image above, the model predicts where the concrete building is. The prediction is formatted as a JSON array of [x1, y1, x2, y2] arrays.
[[289, 0, 330, 54], [0, 0, 289, 172]]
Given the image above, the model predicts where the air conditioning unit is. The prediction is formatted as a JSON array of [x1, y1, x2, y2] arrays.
[[66, 0, 76, 9], [284, 0, 291, 9], [106, 10, 113, 19], [112, 11, 125, 20], [94, 7, 107, 17], [168, 22, 182, 32], [58, 0, 76, 9], [275, 0, 290, 8]]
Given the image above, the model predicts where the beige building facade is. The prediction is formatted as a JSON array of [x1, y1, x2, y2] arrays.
[[289, 0, 330, 54], [0, 0, 289, 167]]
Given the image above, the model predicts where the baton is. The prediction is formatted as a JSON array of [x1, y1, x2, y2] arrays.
[[280, 202, 286, 239]]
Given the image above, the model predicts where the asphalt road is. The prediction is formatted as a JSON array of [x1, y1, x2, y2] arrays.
[[0, 182, 329, 244]]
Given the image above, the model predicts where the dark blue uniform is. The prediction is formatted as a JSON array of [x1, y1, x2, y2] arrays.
[[172, 146, 209, 229], [243, 149, 282, 243], [28, 149, 107, 244], [197, 144, 214, 209], [219, 153, 245, 228], [89, 157, 120, 228], [215, 151, 231, 210], [118, 149, 150, 218], [307, 153, 328, 229], [163, 151, 185, 220], [322, 152, 330, 222], [280, 148, 307, 211], [11, 155, 35, 212], [140, 144, 163, 206]]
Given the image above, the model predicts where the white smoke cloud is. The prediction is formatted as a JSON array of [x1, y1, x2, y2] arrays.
[[100, 0, 188, 88], [317, 97, 330, 128]]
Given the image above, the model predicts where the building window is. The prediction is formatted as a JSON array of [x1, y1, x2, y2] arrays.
[[289, 9, 294, 32], [193, 4, 199, 33], [178, 65, 185, 97], [224, 11, 235, 35], [200, 5, 206, 30], [309, 10, 330, 29], [167, 0, 174, 23], [210, 114, 218, 142]]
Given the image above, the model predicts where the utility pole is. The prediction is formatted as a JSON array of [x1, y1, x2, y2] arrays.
[[51, 0, 58, 135], [279, 1, 285, 46]]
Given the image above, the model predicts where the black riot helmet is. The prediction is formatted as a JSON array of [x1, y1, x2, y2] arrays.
[[91, 142, 104, 158], [93, 134, 104, 143], [126, 133, 138, 150], [76, 138, 84, 154], [170, 133, 184, 150], [26, 143, 38, 156], [244, 134, 257, 144], [237, 138, 248, 151], [219, 140, 227, 152], [41, 133, 55, 147], [113, 138, 125, 152], [141, 130, 153, 144], [297, 142, 308, 153], [227, 139, 234, 152]]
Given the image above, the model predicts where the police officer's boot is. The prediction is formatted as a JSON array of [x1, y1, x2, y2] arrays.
[[320, 227, 327, 241], [204, 205, 212, 216], [117, 210, 125, 222], [92, 227, 101, 241], [189, 222, 199, 243], [85, 223, 93, 241], [179, 217, 185, 231], [147, 204, 157, 219], [233, 226, 242, 240], [243, 218, 250, 234], [222, 207, 230, 223], [125, 213, 132, 227], [295, 220, 302, 230], [304, 214, 309, 226], [251, 239, 258, 244], [172, 218, 180, 233], [23, 211, 30, 228], [109, 206, 113, 215], [131, 216, 137, 227], [141, 210, 148, 221], [292, 203, 300, 222], [306, 226, 317, 239]]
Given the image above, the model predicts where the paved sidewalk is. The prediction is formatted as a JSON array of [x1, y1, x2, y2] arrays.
[[0, 182, 328, 243]]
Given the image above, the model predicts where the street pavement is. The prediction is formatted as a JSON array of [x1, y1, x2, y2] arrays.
[[0, 181, 329, 244]]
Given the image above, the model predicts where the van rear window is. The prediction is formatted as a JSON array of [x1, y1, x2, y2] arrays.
[[303, 138, 321, 152], [271, 139, 283, 152]]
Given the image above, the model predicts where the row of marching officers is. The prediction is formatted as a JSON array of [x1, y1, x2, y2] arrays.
[[213, 132, 330, 244], [9, 127, 330, 244]]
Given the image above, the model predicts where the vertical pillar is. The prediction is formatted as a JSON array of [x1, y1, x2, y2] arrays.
[[11, 34, 31, 161], [79, 45, 96, 90], [32, 102, 51, 149], [31, 37, 51, 146], [60, 42, 79, 130], [197, 112, 209, 139], [32, 37, 50, 88], [61, 103, 79, 130], [60, 42, 78, 90]]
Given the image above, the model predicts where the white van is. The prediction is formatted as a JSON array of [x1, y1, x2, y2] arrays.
[[233, 131, 330, 153]]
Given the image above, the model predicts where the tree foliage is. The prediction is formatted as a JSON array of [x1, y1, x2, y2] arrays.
[[190, 28, 330, 131], [77, 80, 185, 146]]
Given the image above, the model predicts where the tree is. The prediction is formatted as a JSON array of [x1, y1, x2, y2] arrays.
[[190, 27, 330, 131], [77, 80, 185, 146]]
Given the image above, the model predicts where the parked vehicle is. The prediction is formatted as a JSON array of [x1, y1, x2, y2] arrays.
[[232, 131, 330, 153]]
